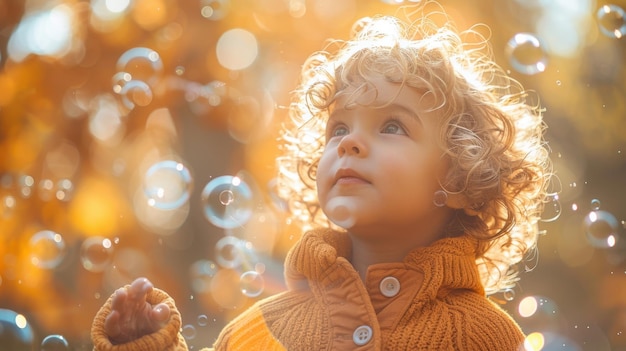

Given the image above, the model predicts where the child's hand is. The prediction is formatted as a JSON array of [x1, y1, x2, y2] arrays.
[[104, 277, 171, 344]]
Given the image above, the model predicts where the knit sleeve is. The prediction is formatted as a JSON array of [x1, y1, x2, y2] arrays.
[[453, 295, 526, 351], [212, 304, 286, 351], [91, 287, 189, 351]]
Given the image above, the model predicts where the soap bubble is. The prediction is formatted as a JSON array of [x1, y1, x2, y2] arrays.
[[190, 259, 218, 293], [503, 288, 516, 302], [115, 47, 163, 86], [143, 160, 193, 210], [541, 193, 561, 222], [111, 71, 131, 93], [29, 230, 66, 269], [41, 334, 69, 351], [0, 309, 34, 351], [181, 324, 197, 340], [584, 210, 619, 248], [240, 270, 264, 297], [214, 236, 245, 269], [590, 198, 601, 211], [119, 79, 153, 109], [201, 175, 253, 229], [80, 236, 114, 272], [325, 197, 356, 229], [505, 33, 548, 75], [197, 314, 209, 326], [596, 4, 626, 39]]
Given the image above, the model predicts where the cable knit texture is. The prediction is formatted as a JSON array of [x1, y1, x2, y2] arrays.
[[214, 228, 525, 350], [92, 228, 526, 350]]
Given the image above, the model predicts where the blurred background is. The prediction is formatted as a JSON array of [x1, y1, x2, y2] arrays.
[[0, 0, 625, 350]]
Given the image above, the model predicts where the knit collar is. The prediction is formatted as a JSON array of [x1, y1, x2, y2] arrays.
[[284, 227, 485, 297]]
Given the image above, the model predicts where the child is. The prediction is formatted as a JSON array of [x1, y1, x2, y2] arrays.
[[91, 2, 550, 350]]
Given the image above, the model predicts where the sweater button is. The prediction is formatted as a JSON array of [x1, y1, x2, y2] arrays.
[[353, 325, 372, 345], [379, 276, 400, 297]]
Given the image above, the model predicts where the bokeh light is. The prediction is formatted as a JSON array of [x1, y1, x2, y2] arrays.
[[1, 0, 625, 349], [216, 29, 259, 71], [7, 4, 75, 62]]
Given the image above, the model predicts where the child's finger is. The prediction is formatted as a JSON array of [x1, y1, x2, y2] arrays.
[[129, 277, 153, 299], [150, 303, 170, 324], [110, 288, 127, 312], [104, 310, 122, 338]]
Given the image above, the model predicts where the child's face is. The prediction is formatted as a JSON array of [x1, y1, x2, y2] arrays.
[[316, 75, 450, 236]]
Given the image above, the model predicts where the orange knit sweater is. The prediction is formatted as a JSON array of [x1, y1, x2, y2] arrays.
[[92, 228, 526, 350]]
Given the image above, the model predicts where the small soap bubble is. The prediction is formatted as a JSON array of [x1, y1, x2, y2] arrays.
[[240, 270, 264, 298], [505, 33, 548, 75], [80, 237, 114, 273], [326, 197, 356, 228], [120, 80, 153, 109], [584, 210, 619, 248], [596, 4, 626, 39], [590, 198, 601, 210], [219, 190, 234, 205], [215, 236, 244, 269], [143, 160, 193, 210], [116, 47, 163, 86], [503, 288, 516, 302], [181, 324, 197, 340], [41, 334, 69, 351], [29, 230, 66, 269], [197, 314, 209, 327], [541, 193, 561, 222], [201, 176, 253, 229]]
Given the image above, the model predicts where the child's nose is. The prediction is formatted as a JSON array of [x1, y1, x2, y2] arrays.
[[337, 133, 367, 157]]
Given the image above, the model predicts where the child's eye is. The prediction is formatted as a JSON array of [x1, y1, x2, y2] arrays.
[[381, 121, 407, 135], [330, 124, 349, 137]]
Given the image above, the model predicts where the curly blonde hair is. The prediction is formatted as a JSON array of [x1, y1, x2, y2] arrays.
[[276, 4, 551, 294]]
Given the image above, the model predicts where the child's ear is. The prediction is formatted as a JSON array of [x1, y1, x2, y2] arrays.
[[445, 192, 480, 216]]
